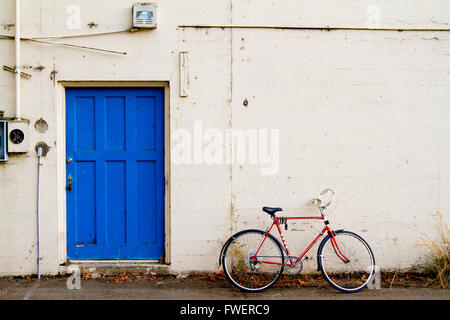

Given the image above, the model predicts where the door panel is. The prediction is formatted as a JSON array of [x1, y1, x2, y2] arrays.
[[66, 87, 165, 259]]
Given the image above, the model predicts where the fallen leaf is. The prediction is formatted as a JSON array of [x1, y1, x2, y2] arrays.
[[296, 279, 306, 286], [208, 273, 218, 281]]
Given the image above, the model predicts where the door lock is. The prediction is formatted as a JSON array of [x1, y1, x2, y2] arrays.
[[67, 175, 73, 191]]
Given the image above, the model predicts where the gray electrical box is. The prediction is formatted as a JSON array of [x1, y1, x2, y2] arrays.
[[7, 120, 28, 153], [132, 3, 157, 28], [0, 120, 7, 161]]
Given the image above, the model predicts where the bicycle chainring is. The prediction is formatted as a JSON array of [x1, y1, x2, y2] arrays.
[[284, 256, 303, 274]]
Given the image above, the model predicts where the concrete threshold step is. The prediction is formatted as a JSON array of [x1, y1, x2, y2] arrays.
[[65, 261, 171, 277]]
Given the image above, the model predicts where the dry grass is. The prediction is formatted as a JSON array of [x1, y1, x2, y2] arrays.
[[417, 209, 449, 289], [411, 164, 450, 289]]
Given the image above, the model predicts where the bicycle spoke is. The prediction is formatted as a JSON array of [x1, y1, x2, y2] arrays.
[[222, 230, 284, 292], [319, 231, 375, 292]]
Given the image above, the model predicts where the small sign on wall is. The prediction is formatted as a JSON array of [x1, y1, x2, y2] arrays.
[[133, 3, 157, 28]]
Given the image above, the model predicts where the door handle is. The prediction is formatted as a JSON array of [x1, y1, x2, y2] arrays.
[[67, 175, 73, 191]]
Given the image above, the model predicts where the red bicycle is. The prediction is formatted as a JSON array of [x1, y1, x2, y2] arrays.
[[220, 189, 375, 293]]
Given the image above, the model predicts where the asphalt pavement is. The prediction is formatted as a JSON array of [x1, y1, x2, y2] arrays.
[[0, 276, 448, 300]]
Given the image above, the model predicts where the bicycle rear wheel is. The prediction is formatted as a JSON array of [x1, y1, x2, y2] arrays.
[[318, 230, 375, 293], [222, 229, 284, 292]]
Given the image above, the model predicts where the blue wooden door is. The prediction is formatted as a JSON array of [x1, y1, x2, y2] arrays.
[[66, 87, 165, 259]]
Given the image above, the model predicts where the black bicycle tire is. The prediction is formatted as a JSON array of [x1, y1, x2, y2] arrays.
[[317, 230, 375, 293], [221, 229, 285, 292]]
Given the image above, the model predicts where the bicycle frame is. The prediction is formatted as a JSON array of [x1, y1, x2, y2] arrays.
[[251, 213, 350, 266]]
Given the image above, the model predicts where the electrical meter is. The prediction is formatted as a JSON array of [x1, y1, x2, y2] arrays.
[[7, 120, 28, 153], [0, 120, 7, 161], [132, 3, 157, 28]]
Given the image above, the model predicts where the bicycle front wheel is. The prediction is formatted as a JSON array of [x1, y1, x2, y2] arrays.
[[318, 230, 375, 293], [222, 229, 285, 292]]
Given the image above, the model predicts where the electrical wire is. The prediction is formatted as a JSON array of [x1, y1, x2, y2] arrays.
[[0, 34, 127, 55], [31, 28, 135, 40]]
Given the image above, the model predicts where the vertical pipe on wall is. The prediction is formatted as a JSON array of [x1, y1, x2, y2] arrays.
[[14, 0, 21, 120], [37, 147, 43, 279]]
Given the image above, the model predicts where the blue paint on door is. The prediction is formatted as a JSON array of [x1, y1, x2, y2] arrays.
[[66, 87, 165, 259]]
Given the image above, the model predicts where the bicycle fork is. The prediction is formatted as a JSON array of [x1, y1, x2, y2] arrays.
[[328, 227, 351, 263]]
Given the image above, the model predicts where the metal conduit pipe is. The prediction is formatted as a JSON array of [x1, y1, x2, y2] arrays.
[[37, 147, 43, 279], [14, 0, 21, 120], [178, 24, 450, 32]]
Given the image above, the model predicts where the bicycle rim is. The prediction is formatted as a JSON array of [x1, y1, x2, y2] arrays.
[[319, 231, 375, 292], [222, 230, 284, 292]]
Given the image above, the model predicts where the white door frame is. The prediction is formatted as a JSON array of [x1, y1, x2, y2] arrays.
[[56, 81, 171, 267]]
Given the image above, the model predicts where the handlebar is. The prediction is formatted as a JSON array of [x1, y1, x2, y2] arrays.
[[320, 188, 335, 208], [308, 188, 335, 210]]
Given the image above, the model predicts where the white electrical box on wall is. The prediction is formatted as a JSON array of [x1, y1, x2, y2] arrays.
[[133, 3, 157, 28], [8, 121, 28, 153]]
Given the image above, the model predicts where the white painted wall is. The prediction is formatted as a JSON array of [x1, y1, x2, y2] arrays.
[[0, 0, 449, 276]]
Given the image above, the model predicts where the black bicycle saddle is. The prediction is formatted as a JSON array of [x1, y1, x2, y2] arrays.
[[262, 207, 283, 216]]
